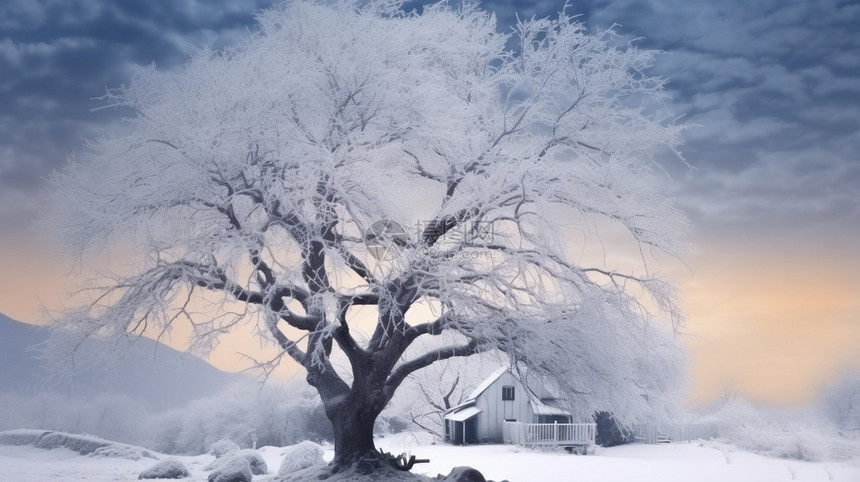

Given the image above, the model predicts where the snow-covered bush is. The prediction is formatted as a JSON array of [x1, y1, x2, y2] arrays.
[[246, 380, 333, 447], [172, 387, 254, 456], [0, 390, 150, 447], [820, 370, 860, 439], [707, 398, 834, 461], [278, 441, 325, 475], [138, 458, 190, 479], [145, 380, 330, 455], [0, 379, 331, 455], [724, 423, 829, 461]]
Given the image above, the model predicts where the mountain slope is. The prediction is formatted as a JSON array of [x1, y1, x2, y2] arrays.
[[0, 313, 244, 411]]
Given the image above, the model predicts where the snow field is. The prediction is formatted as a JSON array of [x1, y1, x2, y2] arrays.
[[1, 437, 857, 482]]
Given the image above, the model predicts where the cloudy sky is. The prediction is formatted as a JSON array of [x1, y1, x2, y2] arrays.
[[0, 0, 858, 406]]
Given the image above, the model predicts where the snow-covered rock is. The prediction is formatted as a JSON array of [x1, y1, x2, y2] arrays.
[[89, 443, 156, 461], [278, 441, 324, 475], [4, 438, 860, 482], [207, 455, 252, 482], [0, 430, 51, 447], [235, 449, 267, 475], [33, 432, 111, 455], [206, 449, 267, 475], [435, 466, 488, 482], [1, 429, 157, 461], [209, 439, 240, 458], [138, 458, 190, 479], [205, 457, 222, 471]]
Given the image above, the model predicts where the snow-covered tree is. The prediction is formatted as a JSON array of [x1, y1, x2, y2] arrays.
[[385, 353, 503, 439], [821, 370, 860, 437], [44, 0, 688, 469]]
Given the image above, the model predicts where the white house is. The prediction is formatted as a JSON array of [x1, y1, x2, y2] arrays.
[[443, 367, 576, 445]]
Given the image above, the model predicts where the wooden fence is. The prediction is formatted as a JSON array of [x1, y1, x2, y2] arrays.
[[633, 423, 720, 444], [503, 421, 596, 447], [829, 441, 858, 461]]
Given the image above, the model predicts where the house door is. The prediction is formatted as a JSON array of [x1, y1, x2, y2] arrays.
[[452, 421, 464, 445], [464, 417, 478, 444], [452, 419, 480, 444]]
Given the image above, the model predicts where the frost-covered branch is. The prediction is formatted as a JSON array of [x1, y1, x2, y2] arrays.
[[385, 339, 482, 398]]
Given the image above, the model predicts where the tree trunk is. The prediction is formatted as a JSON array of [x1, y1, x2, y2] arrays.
[[329, 409, 378, 468], [310, 307, 410, 471], [326, 385, 387, 469]]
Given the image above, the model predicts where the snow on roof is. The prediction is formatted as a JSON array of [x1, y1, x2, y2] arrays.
[[444, 406, 482, 422], [464, 366, 572, 418], [445, 400, 475, 414], [466, 366, 509, 401]]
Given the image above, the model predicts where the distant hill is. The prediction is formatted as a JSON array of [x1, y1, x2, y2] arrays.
[[0, 313, 244, 411]]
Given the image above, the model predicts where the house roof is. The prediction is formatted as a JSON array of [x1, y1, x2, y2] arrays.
[[465, 366, 508, 401], [445, 400, 475, 414], [444, 406, 482, 422], [464, 366, 573, 418]]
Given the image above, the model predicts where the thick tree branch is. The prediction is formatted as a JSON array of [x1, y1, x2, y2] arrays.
[[332, 244, 377, 285], [275, 307, 317, 332], [348, 293, 380, 305], [420, 207, 480, 247], [263, 313, 308, 367], [406, 312, 454, 342], [384, 339, 480, 398], [332, 299, 370, 367]]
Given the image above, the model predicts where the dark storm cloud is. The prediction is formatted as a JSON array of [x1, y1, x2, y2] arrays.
[[547, 0, 860, 222], [474, 0, 860, 222], [1, 0, 858, 229], [0, 0, 270, 228]]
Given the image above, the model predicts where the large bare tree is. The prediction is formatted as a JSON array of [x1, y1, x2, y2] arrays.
[[44, 0, 688, 469]]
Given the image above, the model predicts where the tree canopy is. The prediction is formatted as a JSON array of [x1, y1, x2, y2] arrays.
[[44, 0, 689, 464]]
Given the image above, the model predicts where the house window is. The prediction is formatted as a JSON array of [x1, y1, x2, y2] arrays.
[[502, 386, 515, 401]]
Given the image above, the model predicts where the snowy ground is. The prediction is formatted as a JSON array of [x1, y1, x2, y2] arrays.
[[0, 436, 857, 482]]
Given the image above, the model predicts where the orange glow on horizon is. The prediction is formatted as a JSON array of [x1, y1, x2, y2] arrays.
[[2, 223, 858, 408], [679, 225, 860, 406]]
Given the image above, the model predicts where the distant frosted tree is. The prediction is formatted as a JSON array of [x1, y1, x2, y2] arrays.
[[821, 371, 860, 436], [384, 353, 503, 439], [44, 0, 688, 469]]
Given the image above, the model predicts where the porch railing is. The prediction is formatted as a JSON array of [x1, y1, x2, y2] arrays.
[[503, 421, 596, 447]]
